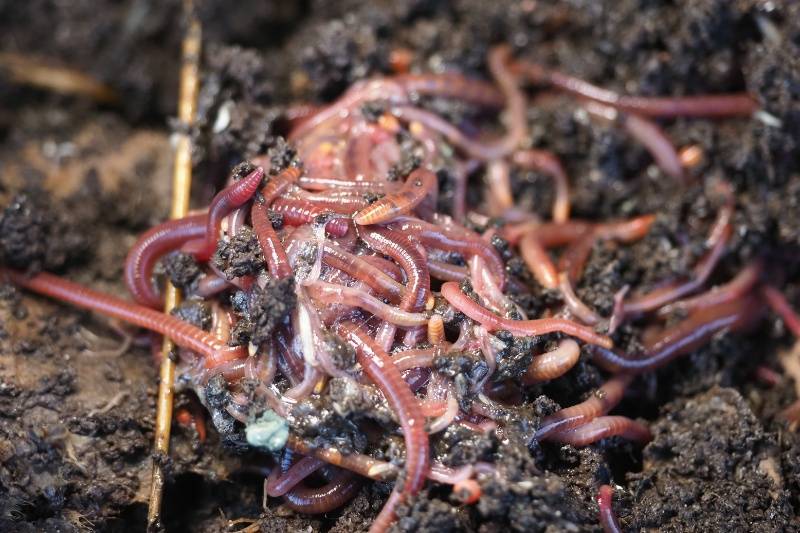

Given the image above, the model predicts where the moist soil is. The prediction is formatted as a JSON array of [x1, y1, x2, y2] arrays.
[[1, 0, 799, 531]]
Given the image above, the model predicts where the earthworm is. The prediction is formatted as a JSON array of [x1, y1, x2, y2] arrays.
[[762, 285, 800, 338], [513, 59, 758, 118], [124, 214, 206, 308], [486, 160, 514, 213], [395, 72, 505, 108], [659, 260, 762, 316], [335, 322, 429, 532], [322, 244, 405, 303], [427, 314, 445, 345], [591, 295, 760, 374], [271, 197, 351, 237], [298, 175, 402, 193], [292, 188, 369, 211], [503, 214, 655, 247], [266, 455, 325, 497], [360, 254, 406, 283], [557, 228, 597, 284], [286, 435, 398, 482], [453, 479, 482, 505], [512, 149, 571, 222], [391, 215, 505, 288], [282, 467, 363, 514], [194, 273, 235, 298], [470, 256, 518, 317], [309, 281, 428, 327], [441, 281, 612, 348], [597, 485, 623, 533], [2, 269, 246, 368], [620, 110, 685, 181], [535, 374, 633, 439], [519, 231, 559, 289], [427, 464, 474, 485], [427, 259, 469, 282], [559, 272, 603, 325], [251, 201, 293, 279], [182, 167, 265, 261], [548, 415, 652, 446], [523, 339, 581, 385], [359, 227, 430, 313], [354, 168, 438, 225], [623, 218, 732, 316], [393, 347, 440, 371], [486, 45, 528, 158]]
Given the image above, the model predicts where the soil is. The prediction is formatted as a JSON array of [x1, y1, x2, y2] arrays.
[[1, 0, 799, 532]]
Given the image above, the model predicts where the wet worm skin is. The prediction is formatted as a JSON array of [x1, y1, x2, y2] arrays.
[[548, 415, 652, 446], [309, 281, 428, 327], [322, 244, 405, 303], [597, 485, 623, 533], [266, 455, 325, 497], [354, 168, 437, 225], [394, 73, 505, 108], [513, 59, 758, 118], [282, 468, 363, 514], [270, 197, 350, 237], [360, 227, 430, 313], [523, 339, 581, 385], [591, 295, 760, 374], [512, 149, 570, 223], [2, 269, 246, 368], [519, 231, 558, 290], [536, 374, 633, 440], [124, 214, 206, 308], [441, 281, 613, 348], [182, 167, 264, 261], [335, 322, 429, 532], [251, 201, 292, 279]]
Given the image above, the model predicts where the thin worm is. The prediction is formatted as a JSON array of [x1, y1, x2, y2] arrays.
[[762, 285, 800, 338], [3, 269, 246, 368], [182, 167, 264, 261], [621, 111, 684, 181], [512, 149, 571, 222], [486, 160, 514, 213], [513, 59, 758, 118], [427, 260, 469, 282], [124, 214, 206, 308], [323, 243, 405, 303], [252, 201, 293, 279], [659, 260, 762, 316], [503, 215, 655, 247], [335, 322, 429, 533], [428, 314, 445, 345], [597, 485, 623, 533], [519, 231, 559, 289], [354, 168, 438, 225], [440, 281, 612, 348], [395, 72, 505, 108], [559, 272, 603, 325], [266, 456, 325, 497], [309, 281, 428, 327], [548, 415, 652, 447], [298, 176, 402, 193], [535, 374, 633, 439], [271, 197, 351, 237], [282, 468, 363, 514], [523, 339, 581, 384], [591, 295, 760, 374], [391, 215, 505, 289]]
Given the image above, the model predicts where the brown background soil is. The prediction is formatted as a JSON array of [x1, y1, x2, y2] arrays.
[[0, 1, 799, 532]]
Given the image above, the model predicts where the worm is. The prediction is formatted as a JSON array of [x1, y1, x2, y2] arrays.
[[182, 167, 264, 261], [354, 168, 438, 225], [309, 281, 428, 327], [519, 231, 559, 289], [2, 269, 246, 368], [322, 243, 405, 303], [548, 415, 652, 447], [597, 485, 623, 533], [762, 285, 800, 338], [440, 281, 612, 348], [270, 197, 351, 237], [523, 339, 581, 384], [282, 467, 363, 514], [335, 321, 429, 533], [512, 149, 571, 222], [124, 214, 207, 308]]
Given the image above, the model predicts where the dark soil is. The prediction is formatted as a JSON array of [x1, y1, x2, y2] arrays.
[[1, 0, 799, 532]]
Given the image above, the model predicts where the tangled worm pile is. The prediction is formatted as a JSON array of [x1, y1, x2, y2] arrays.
[[3, 45, 799, 532]]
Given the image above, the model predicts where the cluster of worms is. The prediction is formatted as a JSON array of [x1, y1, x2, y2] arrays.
[[4, 44, 800, 532]]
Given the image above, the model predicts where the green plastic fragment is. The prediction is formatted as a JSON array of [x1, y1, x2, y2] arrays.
[[245, 410, 289, 451]]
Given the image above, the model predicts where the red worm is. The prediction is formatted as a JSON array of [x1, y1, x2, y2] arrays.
[[282, 468, 363, 514], [523, 339, 581, 384], [2, 269, 246, 368], [427, 259, 469, 282], [391, 216, 505, 289], [252, 201, 293, 279], [513, 60, 758, 118], [621, 110, 684, 181], [597, 485, 623, 533], [270, 197, 350, 237], [124, 214, 206, 308], [519, 231, 559, 289], [535, 374, 633, 440], [440, 281, 613, 348], [395, 73, 505, 108], [762, 285, 800, 338], [591, 295, 761, 374], [297, 176, 402, 193], [322, 243, 405, 303], [354, 168, 438, 225], [309, 281, 428, 327], [266, 456, 325, 497], [182, 167, 264, 261], [359, 227, 430, 312], [335, 322, 429, 533], [659, 260, 762, 316], [548, 415, 652, 447], [503, 215, 655, 247]]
